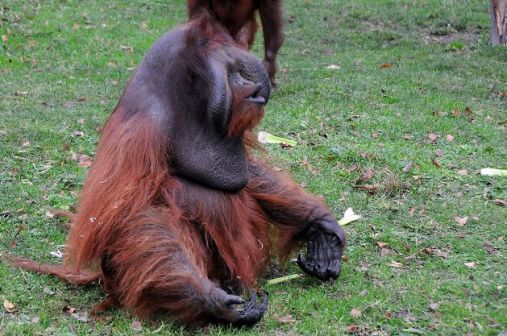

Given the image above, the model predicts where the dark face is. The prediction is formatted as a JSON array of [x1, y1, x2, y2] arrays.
[[130, 25, 271, 192]]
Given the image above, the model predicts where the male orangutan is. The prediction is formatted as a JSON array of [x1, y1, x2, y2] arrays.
[[188, 0, 284, 86], [8, 14, 345, 326]]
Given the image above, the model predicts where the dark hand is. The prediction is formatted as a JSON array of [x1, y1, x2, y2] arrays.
[[297, 218, 346, 281], [209, 288, 268, 326]]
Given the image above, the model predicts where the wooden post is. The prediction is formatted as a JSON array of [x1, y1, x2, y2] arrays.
[[491, 0, 507, 45]]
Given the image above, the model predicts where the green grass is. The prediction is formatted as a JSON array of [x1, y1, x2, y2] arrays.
[[1, 0, 506, 334]]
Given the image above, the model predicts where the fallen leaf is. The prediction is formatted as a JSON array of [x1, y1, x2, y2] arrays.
[[131, 320, 142, 331], [3, 299, 16, 313], [377, 242, 389, 248], [350, 308, 362, 318], [432, 158, 441, 168], [457, 169, 468, 176], [379, 63, 392, 69], [429, 303, 440, 312], [494, 199, 507, 206], [64, 101, 75, 109], [43, 287, 54, 295], [402, 161, 414, 173], [62, 306, 76, 314], [120, 45, 134, 53], [276, 314, 296, 324], [356, 168, 374, 183], [451, 109, 461, 117], [354, 184, 379, 195], [45, 211, 54, 218], [380, 248, 391, 257], [464, 107, 474, 121], [454, 216, 468, 227], [72, 131, 84, 137], [428, 133, 438, 143], [402, 133, 414, 140], [301, 156, 319, 174], [464, 262, 476, 268], [446, 134, 454, 142], [50, 250, 63, 258], [396, 310, 416, 322], [388, 261, 403, 268], [21, 140, 30, 147], [345, 164, 359, 173], [435, 149, 443, 157], [71, 153, 93, 168], [359, 151, 368, 159], [482, 242, 496, 254]]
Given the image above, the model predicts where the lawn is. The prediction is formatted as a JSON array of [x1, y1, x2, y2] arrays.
[[1, 0, 506, 335]]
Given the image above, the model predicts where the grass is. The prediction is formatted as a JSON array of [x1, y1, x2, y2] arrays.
[[1, 0, 506, 334]]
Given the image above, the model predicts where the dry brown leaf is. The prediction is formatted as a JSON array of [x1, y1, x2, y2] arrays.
[[464, 262, 476, 268], [454, 216, 468, 227], [446, 134, 454, 142], [429, 303, 440, 312], [302, 156, 319, 174], [451, 109, 461, 117], [354, 184, 379, 195], [428, 133, 438, 143], [350, 308, 362, 318], [403, 161, 414, 173], [64, 101, 75, 109], [3, 299, 16, 313], [457, 169, 468, 176], [276, 314, 296, 324], [120, 45, 134, 53], [377, 242, 389, 248], [402, 133, 414, 140], [71, 153, 93, 168], [388, 261, 403, 268], [432, 158, 441, 168], [356, 168, 374, 183], [482, 242, 496, 254], [380, 63, 392, 69], [494, 199, 507, 207], [345, 164, 359, 173], [359, 151, 368, 159], [62, 306, 76, 314], [380, 248, 391, 257], [131, 320, 142, 331]]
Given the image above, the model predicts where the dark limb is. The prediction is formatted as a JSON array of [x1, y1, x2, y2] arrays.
[[259, 0, 285, 86], [247, 161, 346, 281]]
